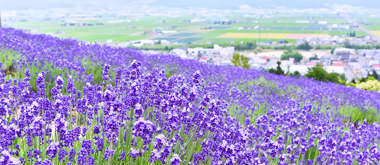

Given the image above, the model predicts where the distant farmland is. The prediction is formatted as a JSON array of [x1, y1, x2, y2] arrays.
[[7, 13, 367, 45]]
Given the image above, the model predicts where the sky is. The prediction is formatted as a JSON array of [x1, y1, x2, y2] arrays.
[[2, 0, 380, 10]]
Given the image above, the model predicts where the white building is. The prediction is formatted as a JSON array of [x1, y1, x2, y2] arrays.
[[116, 42, 131, 47], [333, 48, 356, 56], [328, 24, 350, 30], [162, 31, 177, 34], [295, 21, 310, 23], [219, 60, 232, 66], [191, 18, 206, 22], [359, 49, 380, 57], [324, 66, 345, 74], [161, 40, 171, 46], [106, 39, 114, 44], [30, 29, 38, 34], [278, 58, 294, 68], [304, 36, 346, 46], [107, 20, 131, 23], [287, 65, 310, 75], [171, 47, 189, 59], [187, 44, 235, 60], [369, 60, 380, 66], [132, 40, 155, 47], [348, 62, 360, 67]]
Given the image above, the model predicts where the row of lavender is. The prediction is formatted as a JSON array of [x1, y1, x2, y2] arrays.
[[0, 27, 379, 164]]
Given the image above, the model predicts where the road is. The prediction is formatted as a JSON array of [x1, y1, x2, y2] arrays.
[[343, 63, 354, 83], [344, 15, 380, 42], [358, 26, 380, 42]]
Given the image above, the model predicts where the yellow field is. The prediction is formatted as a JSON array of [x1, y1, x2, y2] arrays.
[[371, 31, 380, 37], [217, 33, 290, 39]]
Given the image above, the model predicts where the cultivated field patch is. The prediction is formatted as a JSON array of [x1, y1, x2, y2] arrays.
[[168, 33, 199, 37], [151, 37, 179, 41], [211, 26, 232, 29], [371, 31, 380, 38], [311, 34, 329, 37], [172, 37, 202, 43], [217, 33, 290, 39], [192, 38, 236, 44], [286, 34, 310, 39], [189, 29, 214, 33]]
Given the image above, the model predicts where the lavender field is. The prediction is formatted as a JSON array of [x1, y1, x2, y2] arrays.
[[0, 27, 380, 165]]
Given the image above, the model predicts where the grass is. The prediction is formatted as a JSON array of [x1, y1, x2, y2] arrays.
[[364, 26, 380, 30], [338, 107, 380, 125], [0, 50, 113, 99]]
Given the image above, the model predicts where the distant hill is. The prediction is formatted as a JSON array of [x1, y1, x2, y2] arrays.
[[3, 0, 380, 10]]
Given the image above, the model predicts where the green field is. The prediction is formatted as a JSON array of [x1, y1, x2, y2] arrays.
[[235, 38, 298, 44]]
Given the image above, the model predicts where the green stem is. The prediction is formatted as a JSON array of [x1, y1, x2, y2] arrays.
[[108, 135, 113, 165]]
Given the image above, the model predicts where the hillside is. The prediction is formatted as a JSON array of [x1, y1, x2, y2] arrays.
[[0, 27, 379, 164]]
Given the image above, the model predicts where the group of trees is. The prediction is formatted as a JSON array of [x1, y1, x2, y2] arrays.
[[343, 41, 380, 49], [268, 61, 285, 75], [231, 53, 250, 69], [267, 62, 346, 84], [267, 61, 301, 76], [309, 54, 319, 61], [235, 41, 257, 51], [280, 50, 303, 62], [296, 42, 312, 50], [304, 63, 342, 84], [347, 31, 356, 37]]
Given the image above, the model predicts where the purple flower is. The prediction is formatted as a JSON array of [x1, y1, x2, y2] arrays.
[[87, 156, 95, 165], [69, 149, 76, 162], [244, 118, 250, 126], [159, 145, 171, 164], [56, 76, 64, 89], [41, 159, 53, 165], [82, 127, 87, 137], [58, 148, 68, 162], [46, 142, 59, 159], [120, 151, 126, 161], [94, 126, 100, 134], [25, 70, 31, 77], [153, 134, 167, 150], [134, 103, 144, 118], [170, 154, 181, 165], [129, 148, 142, 161], [104, 147, 115, 161], [76, 149, 87, 165], [96, 138, 104, 151], [132, 117, 156, 145]]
